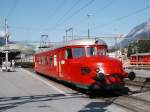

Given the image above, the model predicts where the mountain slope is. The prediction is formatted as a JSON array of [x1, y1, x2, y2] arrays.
[[121, 20, 150, 47]]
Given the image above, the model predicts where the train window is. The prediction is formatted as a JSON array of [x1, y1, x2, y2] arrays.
[[97, 48, 106, 56], [40, 57, 42, 64], [73, 48, 85, 58], [50, 55, 53, 66], [45, 56, 48, 65], [36, 57, 39, 63], [87, 47, 96, 56], [40, 57, 43, 64], [37, 57, 39, 63], [54, 55, 57, 66], [42, 56, 45, 64], [65, 48, 72, 59]]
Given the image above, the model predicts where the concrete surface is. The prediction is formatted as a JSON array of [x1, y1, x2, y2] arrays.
[[0, 68, 141, 112]]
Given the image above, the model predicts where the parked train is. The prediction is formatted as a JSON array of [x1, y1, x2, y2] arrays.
[[130, 53, 150, 65], [34, 38, 135, 90]]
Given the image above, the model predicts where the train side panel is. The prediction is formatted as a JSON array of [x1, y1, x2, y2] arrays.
[[130, 53, 150, 65]]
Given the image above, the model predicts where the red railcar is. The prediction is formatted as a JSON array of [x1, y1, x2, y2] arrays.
[[34, 38, 135, 90], [130, 53, 150, 65]]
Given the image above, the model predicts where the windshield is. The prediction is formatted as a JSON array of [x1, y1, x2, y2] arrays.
[[73, 47, 85, 58], [87, 47, 96, 56], [97, 48, 106, 56]]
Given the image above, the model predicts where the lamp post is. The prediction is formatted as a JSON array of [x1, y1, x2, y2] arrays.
[[135, 40, 139, 67], [87, 14, 93, 38], [4, 18, 9, 67], [147, 19, 150, 39]]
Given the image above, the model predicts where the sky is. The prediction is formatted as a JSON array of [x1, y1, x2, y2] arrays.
[[0, 0, 150, 46]]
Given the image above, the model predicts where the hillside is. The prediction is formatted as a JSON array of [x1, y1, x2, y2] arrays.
[[121, 20, 150, 47]]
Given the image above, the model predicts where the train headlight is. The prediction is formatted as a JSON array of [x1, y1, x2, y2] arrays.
[[95, 68, 100, 73], [81, 67, 91, 75]]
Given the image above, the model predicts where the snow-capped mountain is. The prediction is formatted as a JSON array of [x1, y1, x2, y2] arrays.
[[121, 20, 150, 47]]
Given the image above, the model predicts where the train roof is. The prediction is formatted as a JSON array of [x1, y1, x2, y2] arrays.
[[65, 38, 107, 46], [35, 38, 107, 54], [131, 53, 150, 56]]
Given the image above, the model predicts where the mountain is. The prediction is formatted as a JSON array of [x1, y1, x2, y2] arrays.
[[0, 38, 15, 46], [0, 38, 6, 46], [120, 20, 150, 47]]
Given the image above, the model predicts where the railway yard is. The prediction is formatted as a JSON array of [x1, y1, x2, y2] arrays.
[[0, 0, 150, 112], [0, 37, 149, 112], [0, 67, 150, 112]]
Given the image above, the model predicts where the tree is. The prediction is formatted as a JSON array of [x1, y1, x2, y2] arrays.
[[127, 39, 150, 57]]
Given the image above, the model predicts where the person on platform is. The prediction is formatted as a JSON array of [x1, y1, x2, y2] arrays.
[[11, 60, 15, 71]]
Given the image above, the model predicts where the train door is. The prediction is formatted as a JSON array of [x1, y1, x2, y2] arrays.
[[58, 49, 65, 79]]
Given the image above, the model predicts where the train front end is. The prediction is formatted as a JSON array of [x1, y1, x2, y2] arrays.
[[89, 56, 135, 90], [69, 38, 136, 90]]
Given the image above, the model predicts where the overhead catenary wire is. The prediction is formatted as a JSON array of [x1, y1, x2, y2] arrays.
[[9, 6, 149, 35], [92, 6, 149, 30], [74, 0, 116, 30], [45, 0, 67, 24], [51, 0, 80, 28], [8, 1, 149, 33], [5, 0, 114, 33], [51, 0, 95, 31], [6, 0, 18, 19], [10, 25, 65, 33], [65, 0, 95, 20], [94, 0, 115, 15], [3, 0, 150, 42]]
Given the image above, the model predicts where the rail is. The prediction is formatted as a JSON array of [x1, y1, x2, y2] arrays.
[[111, 94, 150, 112]]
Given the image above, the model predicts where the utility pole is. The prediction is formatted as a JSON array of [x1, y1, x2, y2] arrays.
[[5, 18, 9, 66], [1, 18, 10, 71]]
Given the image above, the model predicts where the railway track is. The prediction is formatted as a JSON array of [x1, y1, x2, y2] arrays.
[[102, 77, 150, 112], [124, 77, 150, 91], [108, 93, 150, 112]]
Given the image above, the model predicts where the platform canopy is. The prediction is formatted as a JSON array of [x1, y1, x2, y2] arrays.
[[0, 43, 35, 64]]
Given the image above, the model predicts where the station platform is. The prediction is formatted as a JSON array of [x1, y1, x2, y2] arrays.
[[0, 68, 149, 112], [0, 68, 86, 112]]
